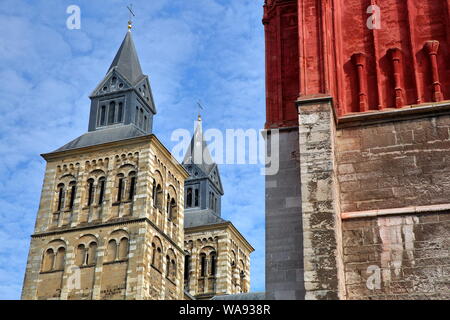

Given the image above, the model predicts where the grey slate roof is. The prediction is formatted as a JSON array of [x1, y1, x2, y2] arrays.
[[52, 124, 148, 153], [211, 292, 266, 300], [108, 31, 144, 85], [184, 209, 228, 228]]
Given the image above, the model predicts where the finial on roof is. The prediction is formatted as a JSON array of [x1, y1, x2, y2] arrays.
[[127, 4, 135, 31], [197, 101, 204, 122]]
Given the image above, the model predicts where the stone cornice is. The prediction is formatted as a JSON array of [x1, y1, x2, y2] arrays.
[[337, 101, 450, 129], [341, 203, 450, 220], [185, 221, 255, 253], [41, 134, 152, 160], [41, 134, 189, 179]]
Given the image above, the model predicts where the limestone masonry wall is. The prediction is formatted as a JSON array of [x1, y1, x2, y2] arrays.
[[342, 213, 450, 299], [337, 115, 450, 213], [22, 137, 187, 300], [298, 100, 450, 300]]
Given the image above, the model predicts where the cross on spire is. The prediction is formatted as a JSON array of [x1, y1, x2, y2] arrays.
[[197, 101, 204, 121], [127, 4, 135, 30]]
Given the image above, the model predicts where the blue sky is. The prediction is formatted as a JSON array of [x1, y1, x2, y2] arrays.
[[0, 0, 266, 299]]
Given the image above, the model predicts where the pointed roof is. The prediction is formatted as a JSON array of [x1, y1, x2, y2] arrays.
[[183, 117, 216, 175], [108, 31, 144, 85]]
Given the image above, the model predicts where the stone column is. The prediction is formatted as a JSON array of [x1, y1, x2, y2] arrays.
[[296, 96, 345, 300]]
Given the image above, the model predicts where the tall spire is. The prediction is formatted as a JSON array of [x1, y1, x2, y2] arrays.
[[87, 31, 156, 135], [183, 117, 215, 175], [183, 117, 224, 216], [108, 31, 144, 85]]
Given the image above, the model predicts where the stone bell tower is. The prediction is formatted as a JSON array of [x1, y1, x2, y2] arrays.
[[21, 27, 189, 300], [182, 117, 254, 300]]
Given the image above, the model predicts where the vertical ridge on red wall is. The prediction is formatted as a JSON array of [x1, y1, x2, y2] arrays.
[[264, 0, 450, 121]]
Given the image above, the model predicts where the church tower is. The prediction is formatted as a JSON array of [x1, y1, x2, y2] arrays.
[[21, 28, 189, 300], [182, 117, 254, 300]]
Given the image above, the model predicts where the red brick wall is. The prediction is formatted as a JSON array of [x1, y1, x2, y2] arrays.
[[263, 0, 300, 128], [342, 212, 450, 299], [336, 114, 450, 213]]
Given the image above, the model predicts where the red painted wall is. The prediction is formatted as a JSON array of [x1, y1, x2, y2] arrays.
[[264, 0, 450, 126]]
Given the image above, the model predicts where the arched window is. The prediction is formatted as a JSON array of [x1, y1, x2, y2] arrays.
[[166, 194, 171, 217], [184, 255, 190, 280], [68, 182, 76, 210], [155, 184, 163, 210], [117, 102, 123, 122], [57, 183, 65, 211], [156, 247, 162, 269], [151, 243, 156, 266], [200, 253, 207, 277], [76, 244, 86, 266], [151, 237, 163, 270], [98, 177, 106, 205], [210, 252, 217, 276], [42, 248, 55, 272], [99, 105, 106, 126], [169, 198, 176, 221], [240, 270, 246, 292], [55, 247, 65, 271], [128, 172, 136, 200], [152, 179, 156, 206], [166, 255, 171, 278], [87, 242, 97, 265], [186, 188, 192, 208], [108, 101, 116, 124], [144, 115, 148, 131], [107, 239, 117, 262], [171, 259, 176, 280], [118, 237, 129, 260], [117, 175, 125, 202], [87, 179, 95, 206]]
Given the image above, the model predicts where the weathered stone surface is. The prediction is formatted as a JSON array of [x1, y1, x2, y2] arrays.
[[337, 114, 450, 212], [298, 100, 346, 300], [184, 224, 253, 300], [342, 213, 450, 299]]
